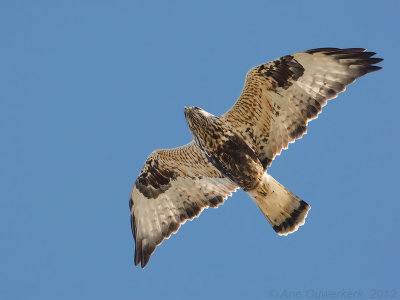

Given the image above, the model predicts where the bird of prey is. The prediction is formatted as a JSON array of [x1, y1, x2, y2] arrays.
[[129, 48, 382, 268]]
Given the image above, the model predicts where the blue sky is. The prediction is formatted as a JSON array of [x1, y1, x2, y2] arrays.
[[1, 1, 399, 299]]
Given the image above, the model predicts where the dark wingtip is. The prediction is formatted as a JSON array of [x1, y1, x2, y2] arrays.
[[309, 47, 384, 75], [305, 47, 373, 55], [133, 243, 152, 268], [133, 241, 152, 268], [346, 48, 366, 52], [366, 65, 383, 73], [141, 250, 152, 268], [134, 245, 141, 266], [305, 47, 339, 54], [141, 259, 148, 269], [305, 47, 366, 54]]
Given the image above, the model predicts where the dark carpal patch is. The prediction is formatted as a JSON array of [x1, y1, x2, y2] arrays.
[[135, 159, 178, 199], [257, 55, 305, 90]]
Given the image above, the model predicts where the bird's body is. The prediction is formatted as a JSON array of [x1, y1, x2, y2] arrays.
[[130, 48, 383, 268], [185, 108, 263, 191]]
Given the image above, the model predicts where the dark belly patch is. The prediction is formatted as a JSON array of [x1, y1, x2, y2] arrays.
[[203, 133, 263, 190]]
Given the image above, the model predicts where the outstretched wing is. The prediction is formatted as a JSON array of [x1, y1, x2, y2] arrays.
[[129, 141, 238, 268], [221, 48, 383, 169]]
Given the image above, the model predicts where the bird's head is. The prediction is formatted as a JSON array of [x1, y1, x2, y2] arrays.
[[184, 106, 215, 136]]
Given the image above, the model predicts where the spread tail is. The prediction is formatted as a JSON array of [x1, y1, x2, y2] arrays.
[[248, 174, 310, 235]]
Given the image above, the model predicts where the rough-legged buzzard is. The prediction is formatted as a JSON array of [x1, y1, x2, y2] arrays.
[[129, 48, 382, 268]]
